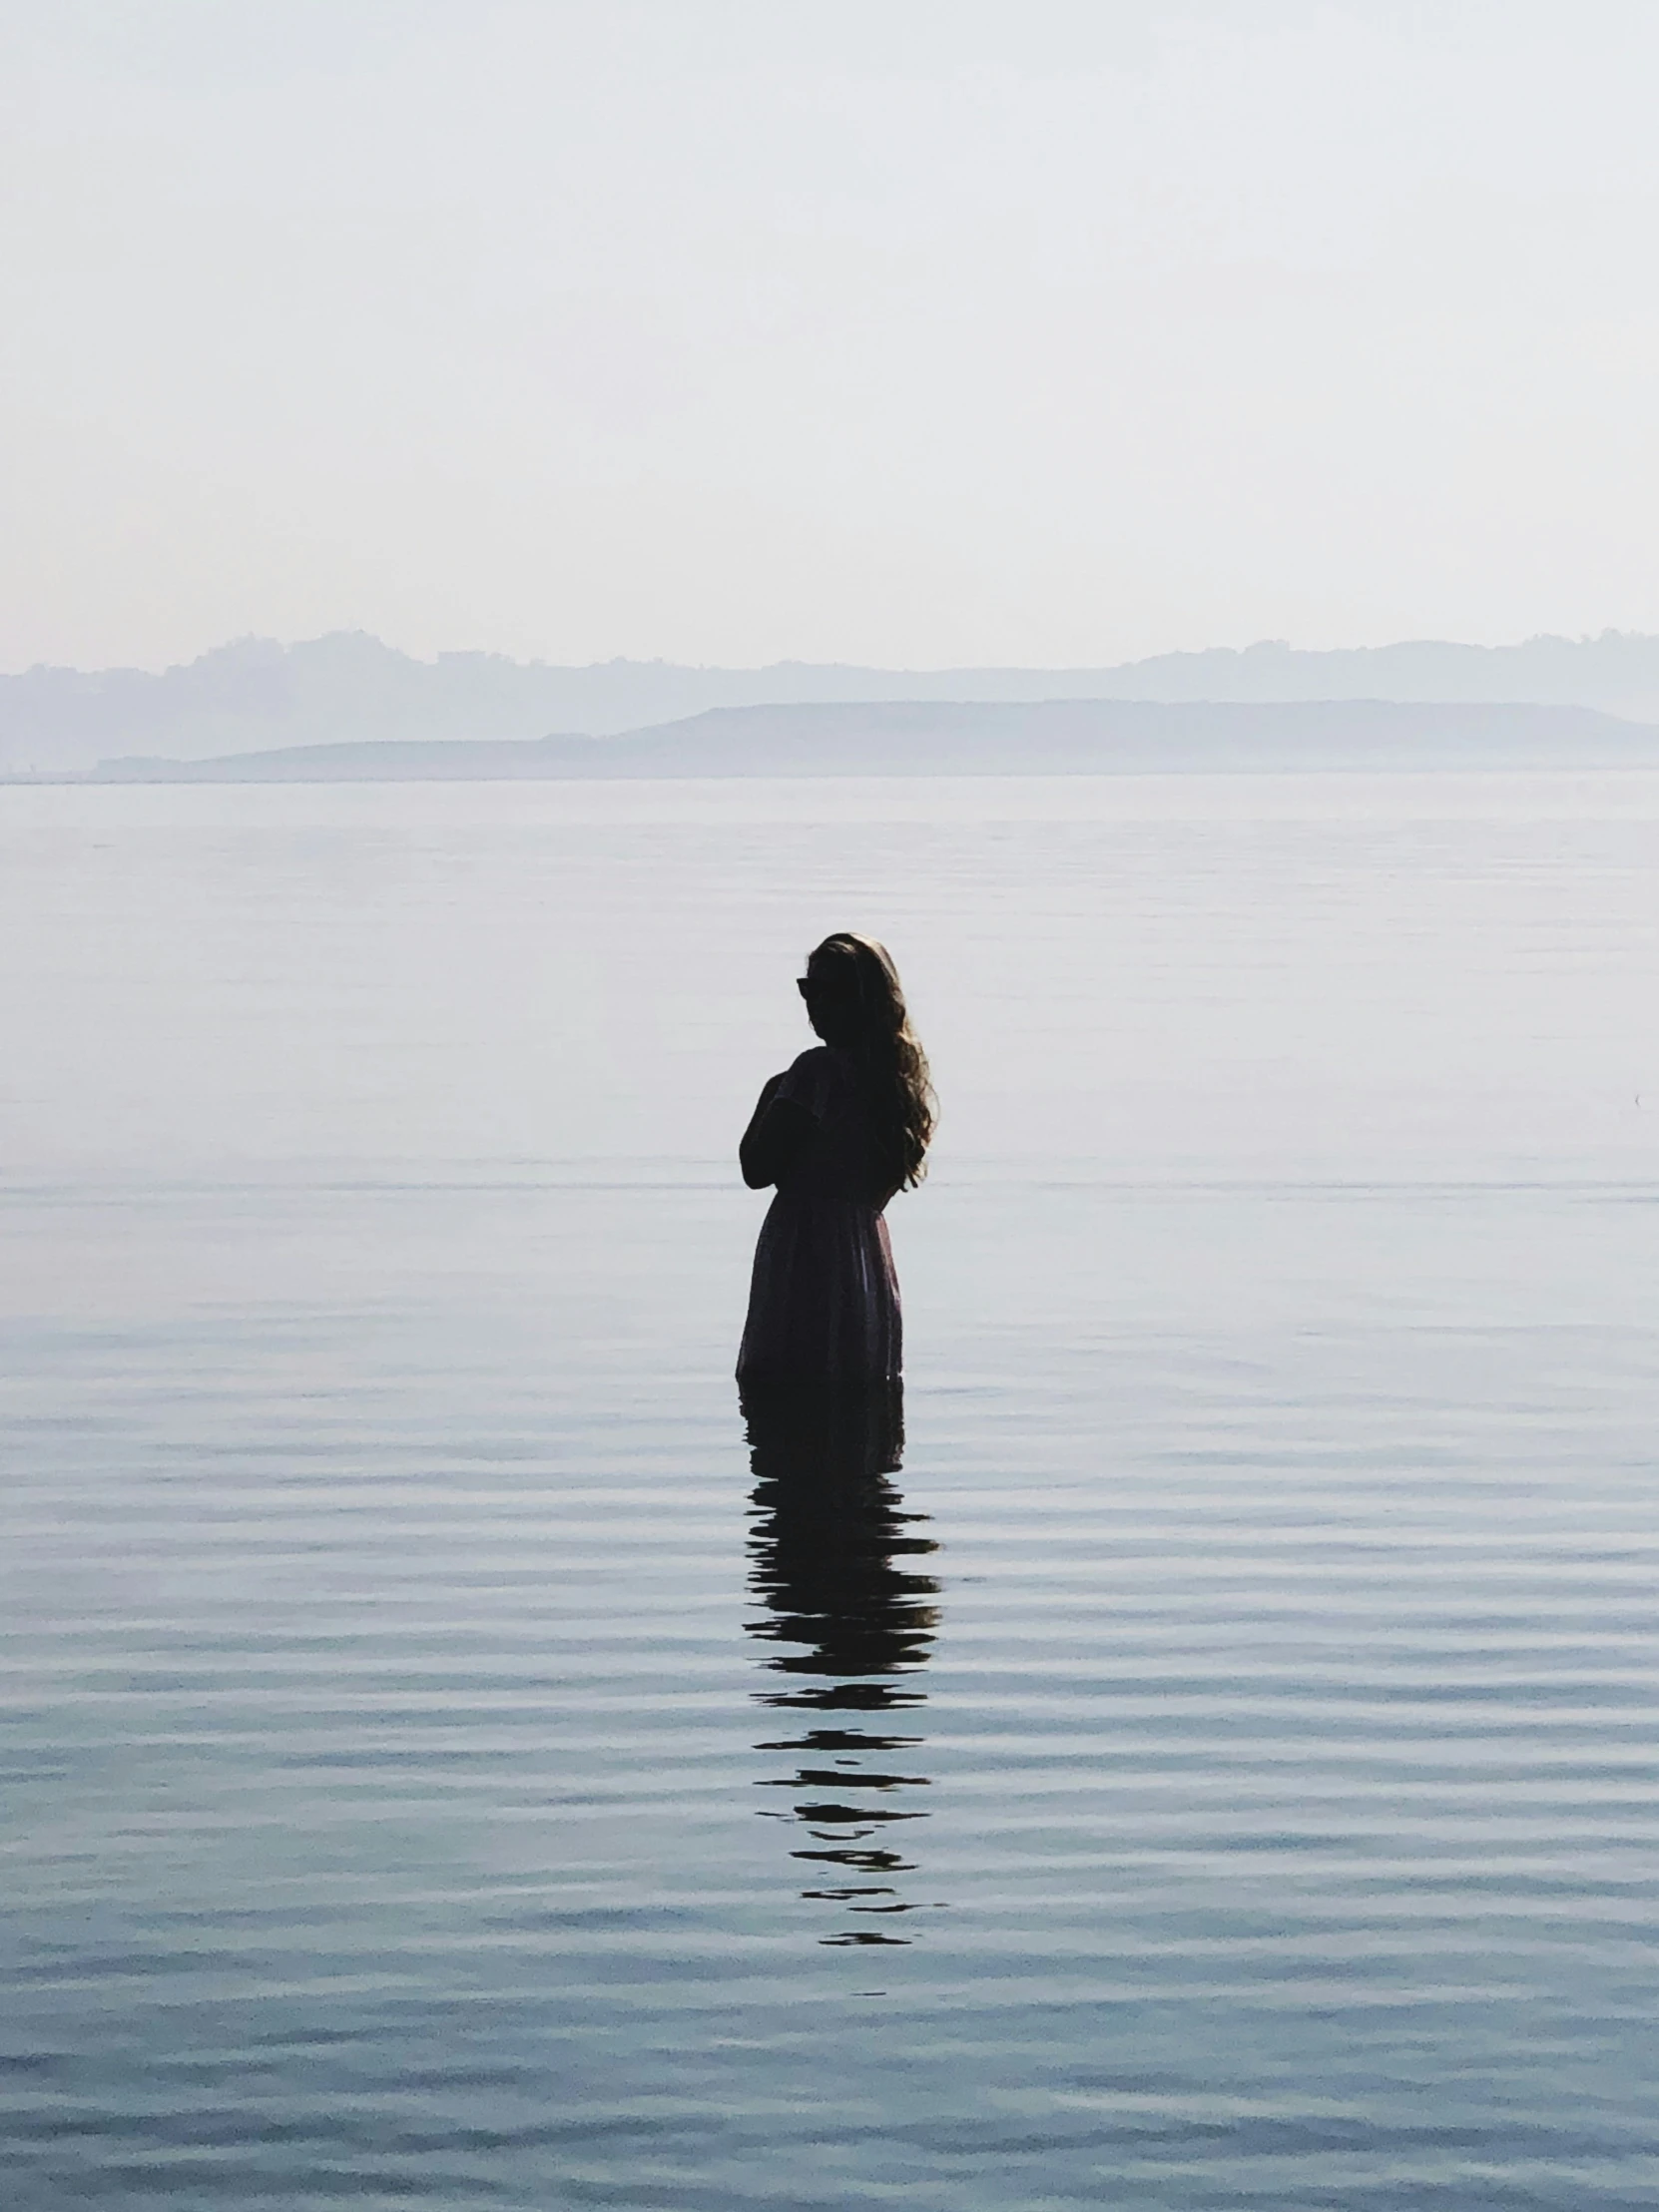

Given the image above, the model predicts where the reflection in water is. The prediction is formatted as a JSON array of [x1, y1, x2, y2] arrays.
[[741, 1380, 943, 1946]]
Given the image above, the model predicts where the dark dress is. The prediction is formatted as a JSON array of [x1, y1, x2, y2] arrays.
[[736, 1045, 902, 1383]]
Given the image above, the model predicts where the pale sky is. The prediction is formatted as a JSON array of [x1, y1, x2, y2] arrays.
[[5, 0, 1659, 672]]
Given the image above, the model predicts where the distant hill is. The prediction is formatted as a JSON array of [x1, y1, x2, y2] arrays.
[[87, 699, 1659, 783], [9, 628, 1659, 775]]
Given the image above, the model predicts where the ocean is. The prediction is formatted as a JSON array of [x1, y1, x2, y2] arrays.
[[4, 771, 1658, 2208]]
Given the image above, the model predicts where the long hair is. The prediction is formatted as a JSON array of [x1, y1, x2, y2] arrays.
[[809, 932, 935, 1189]]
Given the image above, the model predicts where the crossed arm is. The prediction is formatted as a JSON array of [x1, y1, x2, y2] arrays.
[[740, 1075, 816, 1189]]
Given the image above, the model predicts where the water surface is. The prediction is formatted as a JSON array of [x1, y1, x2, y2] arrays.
[[4, 774, 1658, 2207]]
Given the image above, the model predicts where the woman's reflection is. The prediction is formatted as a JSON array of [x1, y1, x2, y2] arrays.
[[742, 1379, 942, 1945]]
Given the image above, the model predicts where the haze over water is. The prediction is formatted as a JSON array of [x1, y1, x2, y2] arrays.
[[4, 771, 1659, 2208]]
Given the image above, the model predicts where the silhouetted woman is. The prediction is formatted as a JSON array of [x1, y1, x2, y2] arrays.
[[737, 933, 934, 1382]]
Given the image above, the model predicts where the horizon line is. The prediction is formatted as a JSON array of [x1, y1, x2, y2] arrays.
[[8, 625, 1659, 683]]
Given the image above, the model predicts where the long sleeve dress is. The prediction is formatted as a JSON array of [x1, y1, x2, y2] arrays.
[[736, 1045, 902, 1384]]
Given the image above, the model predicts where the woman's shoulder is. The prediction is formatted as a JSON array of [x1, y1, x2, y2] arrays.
[[777, 1045, 840, 1114]]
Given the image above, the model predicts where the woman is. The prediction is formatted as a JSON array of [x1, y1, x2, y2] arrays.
[[737, 932, 934, 1382]]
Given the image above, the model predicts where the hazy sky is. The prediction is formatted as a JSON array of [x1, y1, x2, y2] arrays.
[[5, 0, 1659, 671]]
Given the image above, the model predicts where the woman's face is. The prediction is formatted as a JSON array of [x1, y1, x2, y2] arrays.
[[801, 955, 860, 1043]]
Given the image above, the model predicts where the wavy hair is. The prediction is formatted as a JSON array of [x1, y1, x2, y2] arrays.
[[808, 931, 935, 1189]]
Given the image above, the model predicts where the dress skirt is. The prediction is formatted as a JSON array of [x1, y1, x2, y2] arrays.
[[736, 1189, 901, 1383]]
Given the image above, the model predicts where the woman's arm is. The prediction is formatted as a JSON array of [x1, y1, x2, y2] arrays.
[[740, 1076, 816, 1189]]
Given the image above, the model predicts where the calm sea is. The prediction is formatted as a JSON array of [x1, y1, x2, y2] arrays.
[[4, 772, 1658, 2209]]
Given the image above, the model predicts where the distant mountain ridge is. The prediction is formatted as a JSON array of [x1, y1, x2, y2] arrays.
[[8, 629, 1659, 774], [89, 699, 1659, 784]]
